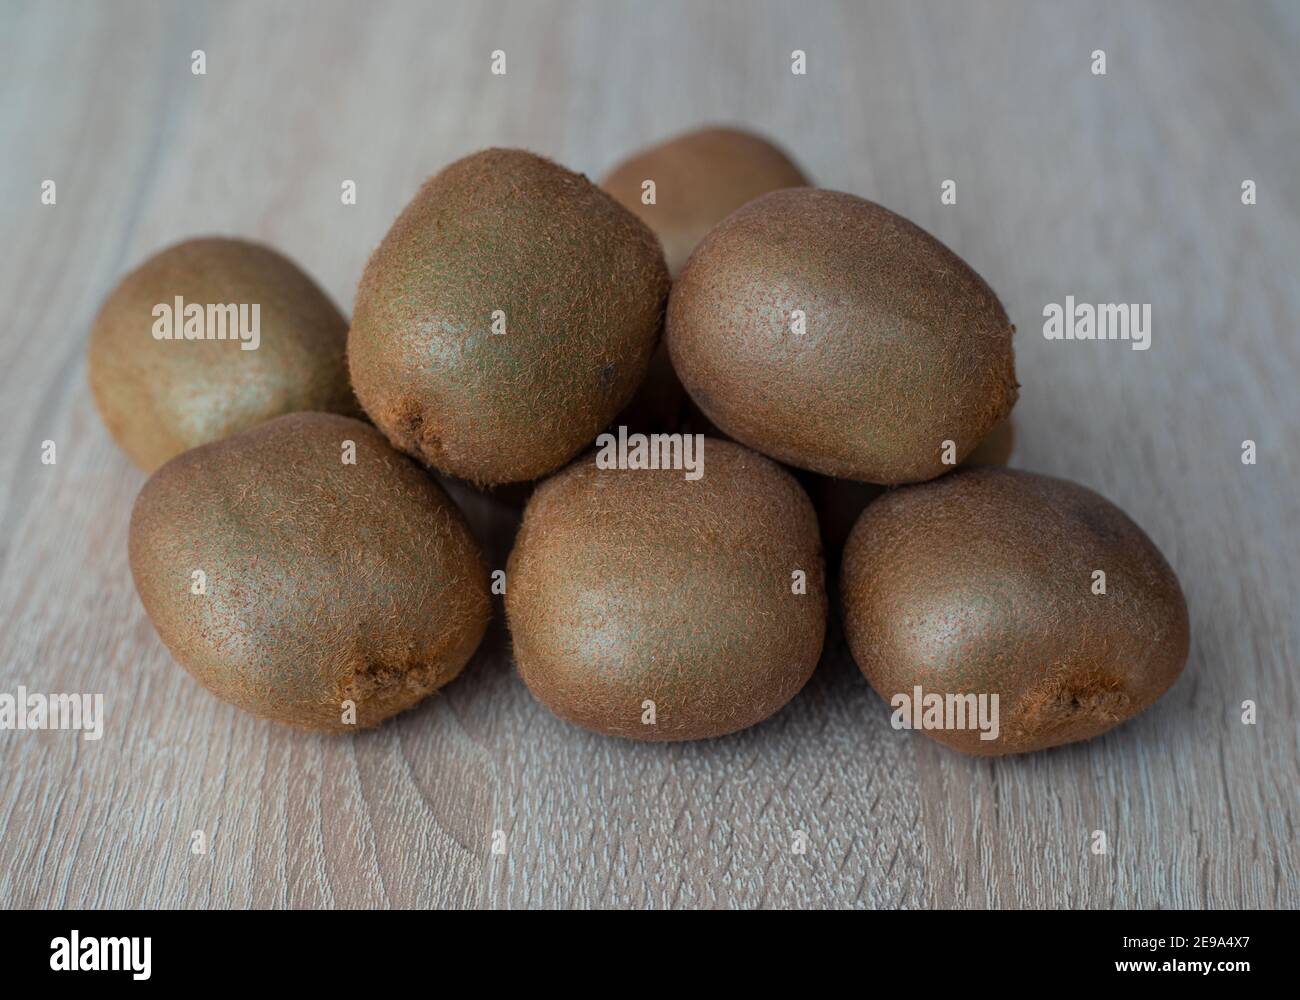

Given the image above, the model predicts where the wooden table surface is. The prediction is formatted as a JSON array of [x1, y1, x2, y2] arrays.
[[1, 0, 1296, 909]]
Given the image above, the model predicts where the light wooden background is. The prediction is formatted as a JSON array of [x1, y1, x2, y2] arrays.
[[1, 0, 1296, 909]]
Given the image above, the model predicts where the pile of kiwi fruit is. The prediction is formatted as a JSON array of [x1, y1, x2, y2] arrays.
[[92, 126, 1189, 755]]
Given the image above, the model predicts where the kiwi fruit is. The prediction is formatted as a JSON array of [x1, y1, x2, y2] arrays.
[[667, 188, 1018, 485], [89, 237, 357, 472], [348, 148, 670, 486], [807, 416, 1017, 556], [840, 467, 1189, 755], [505, 437, 826, 741], [602, 125, 809, 277], [129, 412, 490, 731]]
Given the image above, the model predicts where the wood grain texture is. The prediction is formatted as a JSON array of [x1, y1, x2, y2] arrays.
[[0, 0, 1296, 909]]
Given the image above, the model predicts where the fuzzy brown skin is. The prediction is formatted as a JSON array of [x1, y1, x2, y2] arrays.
[[807, 417, 1016, 558], [349, 148, 671, 486], [667, 189, 1019, 485], [601, 126, 809, 277], [604, 129, 808, 437], [129, 413, 491, 732], [506, 438, 827, 741], [840, 468, 1189, 755], [89, 237, 358, 472]]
